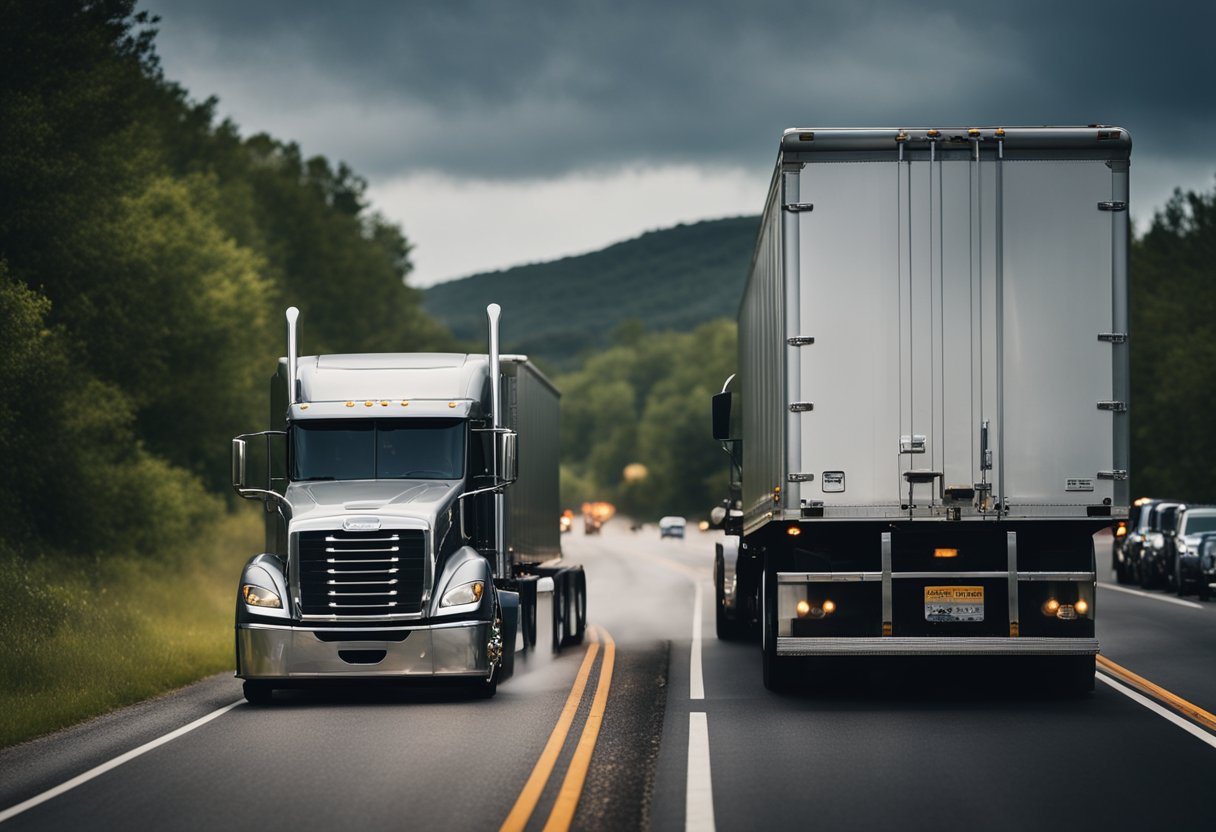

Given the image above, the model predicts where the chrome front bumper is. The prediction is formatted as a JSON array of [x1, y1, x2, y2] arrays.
[[237, 621, 492, 679]]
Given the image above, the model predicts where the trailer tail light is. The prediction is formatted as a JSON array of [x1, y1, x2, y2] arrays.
[[787, 526, 801, 537], [1075, 599, 1089, 615], [1114, 522, 1127, 538], [934, 548, 958, 559]]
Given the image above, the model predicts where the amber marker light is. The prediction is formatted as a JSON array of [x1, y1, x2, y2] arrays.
[[934, 548, 959, 559], [345, 401, 355, 408], [822, 599, 836, 615], [1043, 599, 1061, 615], [449, 402, 457, 408], [796, 600, 812, 618], [787, 526, 802, 537], [1075, 599, 1089, 615]]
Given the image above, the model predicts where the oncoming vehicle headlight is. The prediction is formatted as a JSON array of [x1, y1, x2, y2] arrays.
[[242, 584, 282, 608], [441, 580, 484, 608]]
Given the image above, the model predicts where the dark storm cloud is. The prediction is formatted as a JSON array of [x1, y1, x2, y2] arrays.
[[146, 0, 1213, 182]]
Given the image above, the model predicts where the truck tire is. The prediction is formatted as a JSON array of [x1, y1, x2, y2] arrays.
[[552, 577, 566, 652], [761, 563, 793, 692], [570, 570, 587, 646], [714, 547, 740, 640], [521, 594, 538, 649], [242, 680, 274, 706]]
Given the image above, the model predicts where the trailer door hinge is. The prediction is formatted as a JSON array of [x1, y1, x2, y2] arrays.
[[1097, 201, 1127, 212], [789, 402, 815, 412], [788, 473, 815, 483], [1097, 400, 1127, 412], [783, 203, 814, 213], [1098, 470, 1129, 481], [787, 336, 815, 347], [1098, 332, 1128, 343]]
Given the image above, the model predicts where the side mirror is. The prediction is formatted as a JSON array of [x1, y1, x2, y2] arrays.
[[232, 438, 248, 490], [712, 391, 733, 441], [497, 430, 518, 484]]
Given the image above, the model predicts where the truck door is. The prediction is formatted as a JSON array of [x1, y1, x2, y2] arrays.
[[895, 139, 1123, 514]]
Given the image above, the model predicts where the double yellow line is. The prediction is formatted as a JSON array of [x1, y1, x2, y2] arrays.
[[500, 625, 616, 832]]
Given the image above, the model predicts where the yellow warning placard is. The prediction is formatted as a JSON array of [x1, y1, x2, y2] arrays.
[[924, 586, 984, 622]]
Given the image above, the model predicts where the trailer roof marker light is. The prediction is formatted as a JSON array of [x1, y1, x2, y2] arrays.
[[798, 132, 815, 141], [345, 401, 355, 408], [365, 401, 374, 407], [448, 401, 457, 408], [401, 400, 409, 406], [927, 129, 940, 138], [895, 131, 909, 142], [968, 128, 981, 138], [380, 400, 389, 407], [995, 127, 1006, 137], [934, 548, 959, 559], [300, 404, 309, 410]]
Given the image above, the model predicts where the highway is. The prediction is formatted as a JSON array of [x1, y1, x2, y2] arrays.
[[2, 524, 1214, 831]]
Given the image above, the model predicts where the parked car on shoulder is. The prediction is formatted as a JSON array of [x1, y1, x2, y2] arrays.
[[1172, 507, 1216, 596], [1136, 501, 1184, 589], [1115, 497, 1158, 584], [1190, 533, 1216, 601], [659, 516, 687, 539]]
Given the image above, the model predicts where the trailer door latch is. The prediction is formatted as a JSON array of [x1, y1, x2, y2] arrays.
[[1097, 401, 1127, 412], [789, 402, 815, 412], [787, 336, 815, 346], [1097, 201, 1127, 212], [1097, 470, 1129, 481], [783, 203, 814, 213], [1098, 332, 1128, 343]]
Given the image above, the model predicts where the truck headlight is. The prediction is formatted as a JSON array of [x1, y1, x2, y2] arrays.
[[441, 580, 484, 608], [242, 584, 282, 608]]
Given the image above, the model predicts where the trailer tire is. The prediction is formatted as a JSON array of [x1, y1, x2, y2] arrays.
[[552, 577, 566, 652], [242, 680, 274, 706], [522, 593, 538, 649], [568, 570, 587, 646], [714, 548, 739, 640]]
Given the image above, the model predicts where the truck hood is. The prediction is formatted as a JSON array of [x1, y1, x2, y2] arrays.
[[283, 479, 463, 525]]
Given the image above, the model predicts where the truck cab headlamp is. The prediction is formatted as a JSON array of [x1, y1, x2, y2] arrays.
[[441, 580, 484, 608], [242, 584, 282, 608]]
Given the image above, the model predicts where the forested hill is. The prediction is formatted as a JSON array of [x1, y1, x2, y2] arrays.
[[423, 216, 759, 369]]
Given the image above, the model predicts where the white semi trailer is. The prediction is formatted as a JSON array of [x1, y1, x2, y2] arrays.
[[231, 305, 586, 703], [713, 126, 1131, 691]]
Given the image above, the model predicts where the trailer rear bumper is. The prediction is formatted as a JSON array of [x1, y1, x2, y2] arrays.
[[237, 621, 492, 679], [776, 636, 1099, 657]]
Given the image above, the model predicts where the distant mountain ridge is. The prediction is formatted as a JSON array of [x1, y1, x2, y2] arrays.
[[422, 216, 759, 370]]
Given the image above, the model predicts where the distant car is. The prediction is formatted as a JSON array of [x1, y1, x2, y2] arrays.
[[1186, 533, 1216, 601], [1172, 507, 1216, 596], [659, 516, 686, 539]]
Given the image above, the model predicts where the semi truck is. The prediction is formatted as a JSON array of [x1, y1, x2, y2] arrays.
[[713, 126, 1131, 692], [231, 304, 586, 703]]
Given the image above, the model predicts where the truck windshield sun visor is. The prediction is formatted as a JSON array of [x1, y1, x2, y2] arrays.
[[291, 418, 465, 481]]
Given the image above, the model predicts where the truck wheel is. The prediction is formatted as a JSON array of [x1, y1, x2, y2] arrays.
[[522, 594, 538, 649], [1062, 656, 1095, 695], [570, 570, 587, 646], [761, 565, 792, 692], [242, 680, 274, 706], [714, 548, 738, 640]]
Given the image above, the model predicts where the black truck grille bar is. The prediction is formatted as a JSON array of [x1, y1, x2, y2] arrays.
[[298, 529, 425, 615]]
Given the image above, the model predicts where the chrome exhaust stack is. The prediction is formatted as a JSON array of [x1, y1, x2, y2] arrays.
[[286, 306, 300, 406], [487, 303, 507, 577]]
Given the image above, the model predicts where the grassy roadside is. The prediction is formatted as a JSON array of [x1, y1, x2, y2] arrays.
[[0, 508, 262, 748]]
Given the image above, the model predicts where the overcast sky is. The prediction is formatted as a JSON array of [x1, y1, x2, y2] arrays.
[[145, 0, 1213, 287]]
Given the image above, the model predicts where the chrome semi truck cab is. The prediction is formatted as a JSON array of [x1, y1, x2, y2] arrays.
[[231, 305, 580, 703]]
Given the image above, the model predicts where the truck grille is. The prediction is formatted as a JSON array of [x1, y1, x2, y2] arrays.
[[298, 529, 425, 616]]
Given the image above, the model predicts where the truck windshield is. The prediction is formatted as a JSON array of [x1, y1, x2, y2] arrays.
[[291, 418, 465, 481]]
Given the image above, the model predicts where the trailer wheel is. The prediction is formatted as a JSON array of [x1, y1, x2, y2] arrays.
[[552, 577, 566, 652], [242, 680, 274, 706], [568, 570, 587, 646]]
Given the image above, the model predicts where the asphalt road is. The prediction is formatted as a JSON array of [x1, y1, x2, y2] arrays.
[[2, 525, 1214, 831]]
